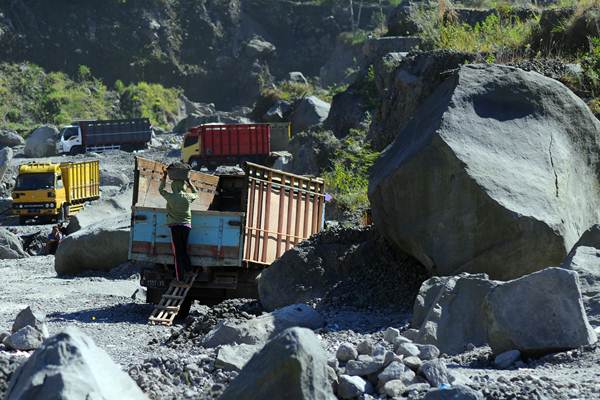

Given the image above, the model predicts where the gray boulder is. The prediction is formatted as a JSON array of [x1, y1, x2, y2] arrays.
[[561, 225, 600, 324], [55, 216, 130, 274], [285, 129, 339, 175], [412, 274, 498, 355], [4, 326, 45, 351], [484, 267, 597, 354], [264, 100, 292, 122], [215, 344, 260, 371], [291, 96, 330, 135], [369, 64, 600, 280], [220, 327, 334, 400], [203, 303, 324, 347], [288, 71, 308, 85], [0, 228, 28, 259], [0, 146, 13, 181], [0, 130, 24, 147], [423, 385, 484, 400], [419, 359, 454, 387], [345, 356, 384, 376], [24, 125, 59, 158], [336, 342, 358, 362], [324, 89, 369, 138], [66, 188, 131, 234], [5, 328, 147, 400], [494, 350, 521, 369], [100, 169, 130, 187], [338, 375, 372, 399], [12, 306, 48, 338]]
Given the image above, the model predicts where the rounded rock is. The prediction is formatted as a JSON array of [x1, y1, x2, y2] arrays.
[[336, 342, 358, 363]]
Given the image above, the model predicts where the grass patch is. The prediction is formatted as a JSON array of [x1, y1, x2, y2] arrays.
[[323, 128, 379, 212], [119, 81, 182, 130]]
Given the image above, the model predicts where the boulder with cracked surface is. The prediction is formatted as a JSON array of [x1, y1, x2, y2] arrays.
[[369, 64, 600, 280]]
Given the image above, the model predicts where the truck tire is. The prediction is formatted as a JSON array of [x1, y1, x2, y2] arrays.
[[189, 157, 201, 170], [69, 146, 83, 155], [60, 205, 70, 222], [19, 216, 28, 225]]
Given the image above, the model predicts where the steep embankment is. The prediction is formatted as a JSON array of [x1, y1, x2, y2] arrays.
[[0, 0, 387, 108]]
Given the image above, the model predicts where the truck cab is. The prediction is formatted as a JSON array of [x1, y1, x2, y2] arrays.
[[12, 163, 66, 224], [57, 125, 83, 155]]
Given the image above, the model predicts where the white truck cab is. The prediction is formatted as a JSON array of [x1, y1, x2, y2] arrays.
[[57, 125, 83, 155]]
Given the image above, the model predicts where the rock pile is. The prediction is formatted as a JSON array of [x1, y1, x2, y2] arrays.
[[369, 64, 600, 280], [1, 306, 49, 352], [258, 226, 427, 312]]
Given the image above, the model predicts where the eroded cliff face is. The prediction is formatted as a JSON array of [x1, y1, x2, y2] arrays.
[[0, 0, 387, 107]]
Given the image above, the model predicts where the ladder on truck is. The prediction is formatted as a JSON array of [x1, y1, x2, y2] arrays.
[[148, 272, 198, 326]]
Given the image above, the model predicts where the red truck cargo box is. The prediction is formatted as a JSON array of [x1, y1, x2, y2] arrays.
[[189, 124, 271, 158]]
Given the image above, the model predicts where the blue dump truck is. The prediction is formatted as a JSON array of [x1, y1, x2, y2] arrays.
[[129, 157, 325, 314]]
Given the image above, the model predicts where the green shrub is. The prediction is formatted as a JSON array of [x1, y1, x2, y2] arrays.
[[323, 128, 379, 212], [119, 81, 182, 129], [581, 37, 600, 96]]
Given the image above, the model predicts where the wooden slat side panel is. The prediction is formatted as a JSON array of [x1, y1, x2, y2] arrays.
[[243, 162, 325, 265]]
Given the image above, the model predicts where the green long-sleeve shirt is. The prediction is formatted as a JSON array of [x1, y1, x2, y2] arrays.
[[158, 180, 198, 225]]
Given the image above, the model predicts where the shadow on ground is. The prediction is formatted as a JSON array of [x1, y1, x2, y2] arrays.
[[48, 303, 153, 325]]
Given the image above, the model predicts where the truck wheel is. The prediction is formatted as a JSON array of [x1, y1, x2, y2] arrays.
[[189, 157, 200, 170], [69, 146, 83, 155], [60, 205, 70, 222], [19, 216, 28, 225]]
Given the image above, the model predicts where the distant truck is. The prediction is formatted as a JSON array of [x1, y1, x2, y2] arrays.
[[56, 118, 152, 155], [129, 157, 325, 310], [181, 123, 291, 169], [12, 160, 100, 224]]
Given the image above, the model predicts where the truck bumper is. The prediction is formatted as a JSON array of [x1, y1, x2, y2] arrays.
[[141, 266, 240, 291], [13, 208, 59, 217]]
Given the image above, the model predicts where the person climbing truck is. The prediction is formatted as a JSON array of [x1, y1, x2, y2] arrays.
[[158, 164, 198, 281]]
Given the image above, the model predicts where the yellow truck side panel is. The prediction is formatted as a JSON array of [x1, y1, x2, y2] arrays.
[[61, 160, 100, 203]]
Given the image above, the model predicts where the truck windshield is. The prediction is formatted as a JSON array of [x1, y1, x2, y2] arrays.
[[15, 173, 55, 190], [61, 127, 79, 140]]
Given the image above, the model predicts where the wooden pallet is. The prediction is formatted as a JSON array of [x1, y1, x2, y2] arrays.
[[148, 272, 198, 326]]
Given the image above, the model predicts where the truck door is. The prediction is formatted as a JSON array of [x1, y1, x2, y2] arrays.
[[59, 126, 82, 154]]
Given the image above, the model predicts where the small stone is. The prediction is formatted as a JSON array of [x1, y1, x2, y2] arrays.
[[384, 327, 401, 344], [0, 331, 10, 344], [419, 359, 453, 387], [416, 344, 440, 360], [494, 350, 521, 369], [403, 356, 422, 371], [393, 335, 412, 346], [372, 344, 386, 359], [346, 357, 384, 376], [402, 329, 420, 341], [377, 361, 407, 384], [406, 383, 435, 394], [337, 342, 358, 362], [327, 357, 339, 369], [338, 375, 372, 399], [383, 351, 402, 366], [357, 340, 374, 355], [383, 379, 406, 397], [396, 342, 420, 357], [326, 366, 339, 392]]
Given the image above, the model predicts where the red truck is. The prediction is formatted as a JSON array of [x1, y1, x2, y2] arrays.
[[181, 123, 290, 169]]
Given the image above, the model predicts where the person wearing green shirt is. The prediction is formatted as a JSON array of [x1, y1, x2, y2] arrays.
[[159, 170, 198, 281]]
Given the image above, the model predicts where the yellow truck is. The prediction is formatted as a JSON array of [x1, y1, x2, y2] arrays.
[[12, 160, 100, 224]]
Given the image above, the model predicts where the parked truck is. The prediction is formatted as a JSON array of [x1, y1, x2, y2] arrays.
[[181, 122, 291, 169], [129, 157, 324, 310], [56, 118, 152, 155], [12, 160, 100, 224]]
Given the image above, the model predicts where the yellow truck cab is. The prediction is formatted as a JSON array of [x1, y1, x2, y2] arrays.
[[12, 160, 100, 224]]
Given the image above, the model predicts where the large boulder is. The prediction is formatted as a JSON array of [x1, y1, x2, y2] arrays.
[[23, 125, 59, 158], [5, 328, 147, 400], [4, 326, 45, 351], [324, 89, 370, 138], [55, 215, 129, 274], [286, 129, 340, 175], [561, 225, 600, 324], [0, 146, 13, 181], [220, 327, 334, 400], [411, 273, 498, 355], [66, 188, 131, 234], [0, 228, 28, 259], [203, 303, 324, 347], [369, 64, 600, 280], [291, 96, 331, 135], [484, 267, 597, 355], [0, 130, 24, 147]]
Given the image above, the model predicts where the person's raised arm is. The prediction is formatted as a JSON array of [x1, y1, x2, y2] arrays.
[[186, 178, 198, 194], [159, 170, 168, 197]]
